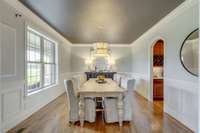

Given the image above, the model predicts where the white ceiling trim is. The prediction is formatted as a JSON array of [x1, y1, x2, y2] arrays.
[[130, 0, 198, 46], [3, 0, 72, 46], [3, 0, 197, 47], [71, 44, 132, 47]]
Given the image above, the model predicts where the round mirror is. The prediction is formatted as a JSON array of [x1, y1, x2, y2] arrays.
[[180, 29, 199, 76]]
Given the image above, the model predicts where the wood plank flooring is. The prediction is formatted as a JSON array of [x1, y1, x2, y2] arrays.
[[8, 92, 193, 133]]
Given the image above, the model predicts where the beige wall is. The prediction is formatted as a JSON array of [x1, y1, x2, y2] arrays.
[[70, 45, 132, 72]]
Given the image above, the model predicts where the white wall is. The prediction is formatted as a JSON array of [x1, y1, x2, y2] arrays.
[[131, 0, 199, 132], [198, 0, 200, 131], [0, 2, 2, 132], [71, 45, 132, 73], [0, 0, 71, 132]]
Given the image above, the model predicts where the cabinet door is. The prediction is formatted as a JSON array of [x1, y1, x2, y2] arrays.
[[153, 80, 163, 100]]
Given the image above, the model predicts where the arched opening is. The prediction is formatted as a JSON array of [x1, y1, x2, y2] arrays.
[[152, 40, 164, 106]]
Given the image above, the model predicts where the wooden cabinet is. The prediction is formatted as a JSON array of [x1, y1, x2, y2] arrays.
[[153, 40, 164, 67], [153, 79, 163, 100], [153, 55, 163, 66], [153, 40, 164, 56]]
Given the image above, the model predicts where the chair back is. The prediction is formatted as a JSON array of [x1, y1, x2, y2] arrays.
[[72, 76, 80, 90], [113, 74, 122, 86], [79, 74, 87, 85], [121, 78, 135, 103], [127, 79, 136, 91], [73, 74, 87, 88], [64, 79, 78, 109], [121, 77, 127, 89]]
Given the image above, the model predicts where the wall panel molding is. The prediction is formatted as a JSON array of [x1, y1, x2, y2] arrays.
[[164, 77, 198, 131], [1, 72, 71, 132], [1, 90, 22, 122], [0, 22, 16, 78], [126, 72, 198, 132]]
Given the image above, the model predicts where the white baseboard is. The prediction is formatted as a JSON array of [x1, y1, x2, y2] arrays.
[[164, 105, 195, 132]]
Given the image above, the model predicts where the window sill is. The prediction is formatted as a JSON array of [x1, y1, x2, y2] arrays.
[[26, 84, 58, 97]]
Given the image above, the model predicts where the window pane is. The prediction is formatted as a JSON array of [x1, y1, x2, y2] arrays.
[[44, 39, 55, 63], [26, 27, 57, 95], [44, 64, 56, 86], [27, 63, 41, 92], [27, 31, 41, 62]]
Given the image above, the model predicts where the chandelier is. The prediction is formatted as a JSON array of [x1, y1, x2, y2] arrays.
[[92, 42, 111, 57], [85, 42, 115, 71]]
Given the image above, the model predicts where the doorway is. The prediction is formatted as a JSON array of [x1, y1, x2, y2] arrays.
[[152, 40, 164, 106]]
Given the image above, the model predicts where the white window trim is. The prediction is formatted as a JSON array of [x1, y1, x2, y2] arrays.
[[25, 25, 59, 96]]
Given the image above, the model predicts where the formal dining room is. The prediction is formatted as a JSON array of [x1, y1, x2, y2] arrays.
[[0, 0, 199, 133]]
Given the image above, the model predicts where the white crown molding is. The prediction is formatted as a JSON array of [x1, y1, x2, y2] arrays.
[[3, 0, 198, 48], [130, 0, 198, 46], [3, 0, 72, 46], [2, 0, 132, 47], [70, 44, 94, 47], [71, 44, 132, 47]]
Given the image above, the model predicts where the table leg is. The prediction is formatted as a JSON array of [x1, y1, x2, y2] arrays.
[[79, 95, 85, 127], [118, 94, 124, 126]]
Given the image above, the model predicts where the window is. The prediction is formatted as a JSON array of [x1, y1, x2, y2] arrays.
[[26, 27, 57, 95]]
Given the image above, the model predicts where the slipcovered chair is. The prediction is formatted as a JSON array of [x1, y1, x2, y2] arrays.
[[64, 79, 96, 123], [79, 73, 87, 85], [73, 74, 87, 88], [113, 73, 122, 86], [72, 75, 81, 91], [103, 78, 135, 123]]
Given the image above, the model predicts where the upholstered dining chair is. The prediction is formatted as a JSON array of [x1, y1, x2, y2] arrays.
[[103, 78, 135, 123], [113, 73, 122, 87], [64, 79, 96, 123], [79, 73, 87, 85], [73, 74, 87, 89]]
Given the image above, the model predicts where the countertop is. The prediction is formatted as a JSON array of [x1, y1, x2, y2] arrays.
[[153, 77, 163, 80]]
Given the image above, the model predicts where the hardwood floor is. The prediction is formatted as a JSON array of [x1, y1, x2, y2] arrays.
[[8, 92, 193, 133]]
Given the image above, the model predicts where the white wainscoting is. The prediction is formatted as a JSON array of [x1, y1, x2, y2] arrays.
[[0, 72, 71, 133], [120, 72, 198, 132], [2, 71, 197, 132], [2, 89, 21, 121], [164, 78, 198, 131], [1, 80, 24, 132], [118, 72, 149, 99], [69, 72, 85, 77]]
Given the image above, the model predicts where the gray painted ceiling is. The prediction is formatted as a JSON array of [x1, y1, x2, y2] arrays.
[[20, 0, 184, 44]]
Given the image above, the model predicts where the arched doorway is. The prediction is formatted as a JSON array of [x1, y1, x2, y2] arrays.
[[151, 40, 164, 105]]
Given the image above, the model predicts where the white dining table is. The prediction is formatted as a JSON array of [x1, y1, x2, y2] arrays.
[[77, 78, 126, 127]]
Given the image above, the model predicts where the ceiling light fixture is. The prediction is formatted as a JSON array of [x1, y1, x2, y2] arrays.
[[93, 42, 110, 57]]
